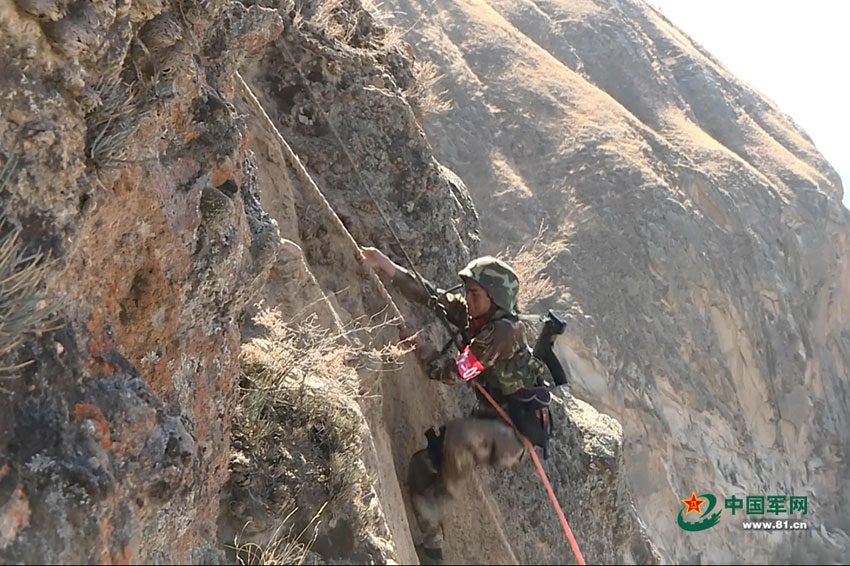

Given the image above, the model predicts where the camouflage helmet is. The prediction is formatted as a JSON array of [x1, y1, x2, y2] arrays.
[[458, 256, 520, 315]]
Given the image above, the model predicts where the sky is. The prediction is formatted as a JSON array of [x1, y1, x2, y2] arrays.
[[647, 0, 849, 209]]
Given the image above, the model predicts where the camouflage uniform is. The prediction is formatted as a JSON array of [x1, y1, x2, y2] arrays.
[[391, 257, 549, 563]]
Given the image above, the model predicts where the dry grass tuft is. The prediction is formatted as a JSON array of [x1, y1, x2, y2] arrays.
[[0, 155, 62, 380], [311, 0, 358, 45], [230, 503, 327, 565], [84, 77, 152, 167], [308, 0, 400, 47], [405, 60, 452, 118], [498, 223, 566, 311]]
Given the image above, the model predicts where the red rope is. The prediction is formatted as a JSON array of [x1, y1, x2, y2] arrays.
[[473, 382, 586, 565]]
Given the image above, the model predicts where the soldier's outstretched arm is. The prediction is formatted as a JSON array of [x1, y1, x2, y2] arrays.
[[359, 246, 467, 325], [360, 246, 433, 302]]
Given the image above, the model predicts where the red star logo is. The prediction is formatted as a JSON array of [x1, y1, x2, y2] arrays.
[[681, 491, 706, 515]]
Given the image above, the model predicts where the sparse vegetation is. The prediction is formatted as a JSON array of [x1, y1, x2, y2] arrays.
[[229, 305, 407, 564], [230, 503, 326, 565], [498, 223, 566, 311], [359, 0, 391, 24], [0, 155, 61, 381], [375, 23, 404, 50], [310, 0, 359, 45], [84, 77, 151, 167], [405, 60, 453, 119], [307, 0, 398, 47]]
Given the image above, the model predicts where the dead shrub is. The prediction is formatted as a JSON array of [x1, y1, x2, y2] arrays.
[[404, 60, 452, 119], [229, 305, 407, 563], [498, 223, 566, 312]]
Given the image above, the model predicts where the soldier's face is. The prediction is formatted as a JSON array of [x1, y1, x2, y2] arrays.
[[465, 281, 492, 318]]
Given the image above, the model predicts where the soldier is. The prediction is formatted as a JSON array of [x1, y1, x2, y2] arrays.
[[359, 247, 552, 565]]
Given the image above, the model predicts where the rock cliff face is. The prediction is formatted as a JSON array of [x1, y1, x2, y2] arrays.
[[0, 0, 282, 562], [381, 0, 850, 562], [0, 0, 656, 564]]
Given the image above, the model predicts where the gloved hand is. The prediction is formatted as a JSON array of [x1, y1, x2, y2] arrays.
[[398, 322, 425, 350], [399, 324, 446, 379], [358, 246, 397, 278]]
